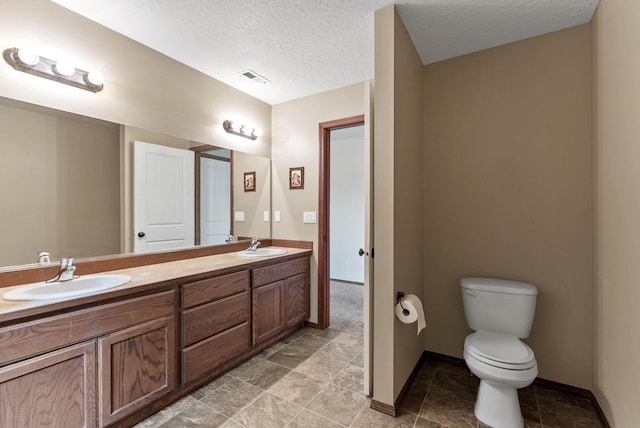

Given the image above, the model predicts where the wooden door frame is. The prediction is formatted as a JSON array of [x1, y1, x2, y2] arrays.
[[318, 115, 365, 329]]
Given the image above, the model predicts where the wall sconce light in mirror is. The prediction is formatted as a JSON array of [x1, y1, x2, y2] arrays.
[[3, 47, 104, 93], [223, 120, 262, 140]]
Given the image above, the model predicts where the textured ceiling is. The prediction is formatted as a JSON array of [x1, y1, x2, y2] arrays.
[[50, 0, 599, 105]]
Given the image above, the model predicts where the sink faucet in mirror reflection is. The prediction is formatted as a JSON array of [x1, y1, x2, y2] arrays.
[[47, 258, 79, 283], [246, 237, 261, 251], [37, 251, 51, 265]]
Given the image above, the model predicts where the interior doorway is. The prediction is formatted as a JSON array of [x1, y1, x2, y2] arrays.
[[318, 114, 371, 395]]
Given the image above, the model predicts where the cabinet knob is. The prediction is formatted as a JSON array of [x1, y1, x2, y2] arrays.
[[137, 231, 146, 238]]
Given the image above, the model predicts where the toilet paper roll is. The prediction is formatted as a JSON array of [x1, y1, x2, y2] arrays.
[[395, 294, 426, 335]]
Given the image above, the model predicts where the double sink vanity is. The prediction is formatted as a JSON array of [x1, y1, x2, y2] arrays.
[[0, 243, 311, 427]]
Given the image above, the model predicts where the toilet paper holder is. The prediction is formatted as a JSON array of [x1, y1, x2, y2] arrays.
[[397, 292, 410, 316]]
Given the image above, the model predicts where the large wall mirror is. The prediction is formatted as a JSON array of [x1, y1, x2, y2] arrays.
[[0, 96, 271, 268]]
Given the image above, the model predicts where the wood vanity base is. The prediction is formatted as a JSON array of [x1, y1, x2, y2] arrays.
[[0, 249, 311, 428]]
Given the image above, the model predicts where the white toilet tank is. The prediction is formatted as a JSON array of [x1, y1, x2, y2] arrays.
[[461, 277, 538, 338]]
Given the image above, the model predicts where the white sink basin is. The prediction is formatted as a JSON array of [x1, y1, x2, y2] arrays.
[[236, 248, 288, 257], [2, 274, 132, 301]]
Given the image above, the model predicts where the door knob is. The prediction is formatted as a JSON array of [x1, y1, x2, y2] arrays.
[[137, 231, 146, 238]]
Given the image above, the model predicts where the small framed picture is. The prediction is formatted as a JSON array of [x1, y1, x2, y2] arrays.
[[244, 171, 256, 192], [289, 167, 304, 190]]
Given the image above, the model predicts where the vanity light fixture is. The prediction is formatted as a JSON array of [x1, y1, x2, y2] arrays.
[[3, 47, 104, 93], [223, 120, 262, 140]]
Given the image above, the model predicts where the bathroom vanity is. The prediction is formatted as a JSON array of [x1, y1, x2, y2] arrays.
[[0, 245, 311, 428]]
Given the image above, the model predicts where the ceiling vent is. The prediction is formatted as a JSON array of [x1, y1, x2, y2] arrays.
[[240, 69, 270, 85]]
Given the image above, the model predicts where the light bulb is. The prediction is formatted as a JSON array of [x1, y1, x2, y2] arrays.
[[16, 48, 39, 66], [54, 61, 75, 76], [86, 70, 103, 85], [241, 125, 253, 135], [253, 128, 263, 137]]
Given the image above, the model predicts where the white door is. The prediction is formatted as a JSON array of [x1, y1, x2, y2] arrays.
[[133, 141, 194, 253], [200, 157, 231, 246]]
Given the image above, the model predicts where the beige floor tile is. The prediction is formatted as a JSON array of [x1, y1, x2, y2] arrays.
[[419, 390, 477, 427], [158, 398, 228, 427], [305, 383, 368, 426], [134, 395, 200, 428], [331, 363, 364, 393], [189, 374, 232, 400], [232, 392, 301, 428], [286, 409, 344, 428], [351, 407, 417, 428], [295, 351, 349, 380], [319, 340, 361, 363], [236, 358, 291, 390], [266, 343, 317, 369], [199, 378, 263, 418], [268, 371, 327, 406]]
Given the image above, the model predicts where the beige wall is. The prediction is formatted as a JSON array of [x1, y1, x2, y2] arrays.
[[271, 83, 366, 323], [593, 1, 640, 425], [0, 0, 271, 158], [423, 25, 593, 389], [0, 100, 120, 266], [373, 6, 425, 405]]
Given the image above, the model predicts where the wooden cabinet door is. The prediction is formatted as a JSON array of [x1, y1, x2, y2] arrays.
[[98, 316, 175, 427], [252, 281, 285, 346], [284, 273, 309, 327], [0, 341, 97, 428]]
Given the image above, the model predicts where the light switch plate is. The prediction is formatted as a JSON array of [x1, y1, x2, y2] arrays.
[[234, 211, 245, 222], [263, 211, 269, 222], [274, 211, 281, 222], [303, 211, 317, 224]]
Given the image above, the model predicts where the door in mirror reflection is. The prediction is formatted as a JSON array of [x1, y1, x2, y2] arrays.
[[133, 141, 195, 253], [201, 156, 231, 245]]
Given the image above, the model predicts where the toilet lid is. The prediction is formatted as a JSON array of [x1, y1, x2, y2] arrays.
[[465, 331, 536, 370]]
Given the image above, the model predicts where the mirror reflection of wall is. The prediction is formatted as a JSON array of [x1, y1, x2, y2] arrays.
[[0, 97, 271, 268], [0, 98, 120, 267], [233, 151, 271, 240]]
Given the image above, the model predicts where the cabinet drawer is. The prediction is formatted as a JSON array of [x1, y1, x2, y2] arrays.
[[182, 270, 249, 309], [252, 257, 309, 288], [181, 322, 249, 384], [0, 290, 175, 366], [182, 291, 249, 347]]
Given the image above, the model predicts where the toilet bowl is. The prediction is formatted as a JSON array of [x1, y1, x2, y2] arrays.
[[464, 331, 538, 427], [460, 278, 539, 428]]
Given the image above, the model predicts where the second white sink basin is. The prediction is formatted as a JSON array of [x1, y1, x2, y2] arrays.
[[2, 274, 132, 301], [236, 248, 288, 257]]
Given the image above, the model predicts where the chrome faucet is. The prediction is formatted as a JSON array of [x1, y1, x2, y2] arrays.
[[246, 237, 261, 251], [225, 234, 235, 243], [47, 257, 79, 283]]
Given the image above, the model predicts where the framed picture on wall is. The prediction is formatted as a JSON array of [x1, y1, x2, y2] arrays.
[[289, 167, 304, 190], [244, 171, 256, 192]]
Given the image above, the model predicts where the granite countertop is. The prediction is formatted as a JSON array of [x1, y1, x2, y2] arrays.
[[0, 247, 310, 323]]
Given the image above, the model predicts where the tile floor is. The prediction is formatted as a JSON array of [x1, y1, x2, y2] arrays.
[[136, 281, 604, 428]]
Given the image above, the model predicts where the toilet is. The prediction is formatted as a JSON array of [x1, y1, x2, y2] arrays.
[[460, 277, 539, 428]]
